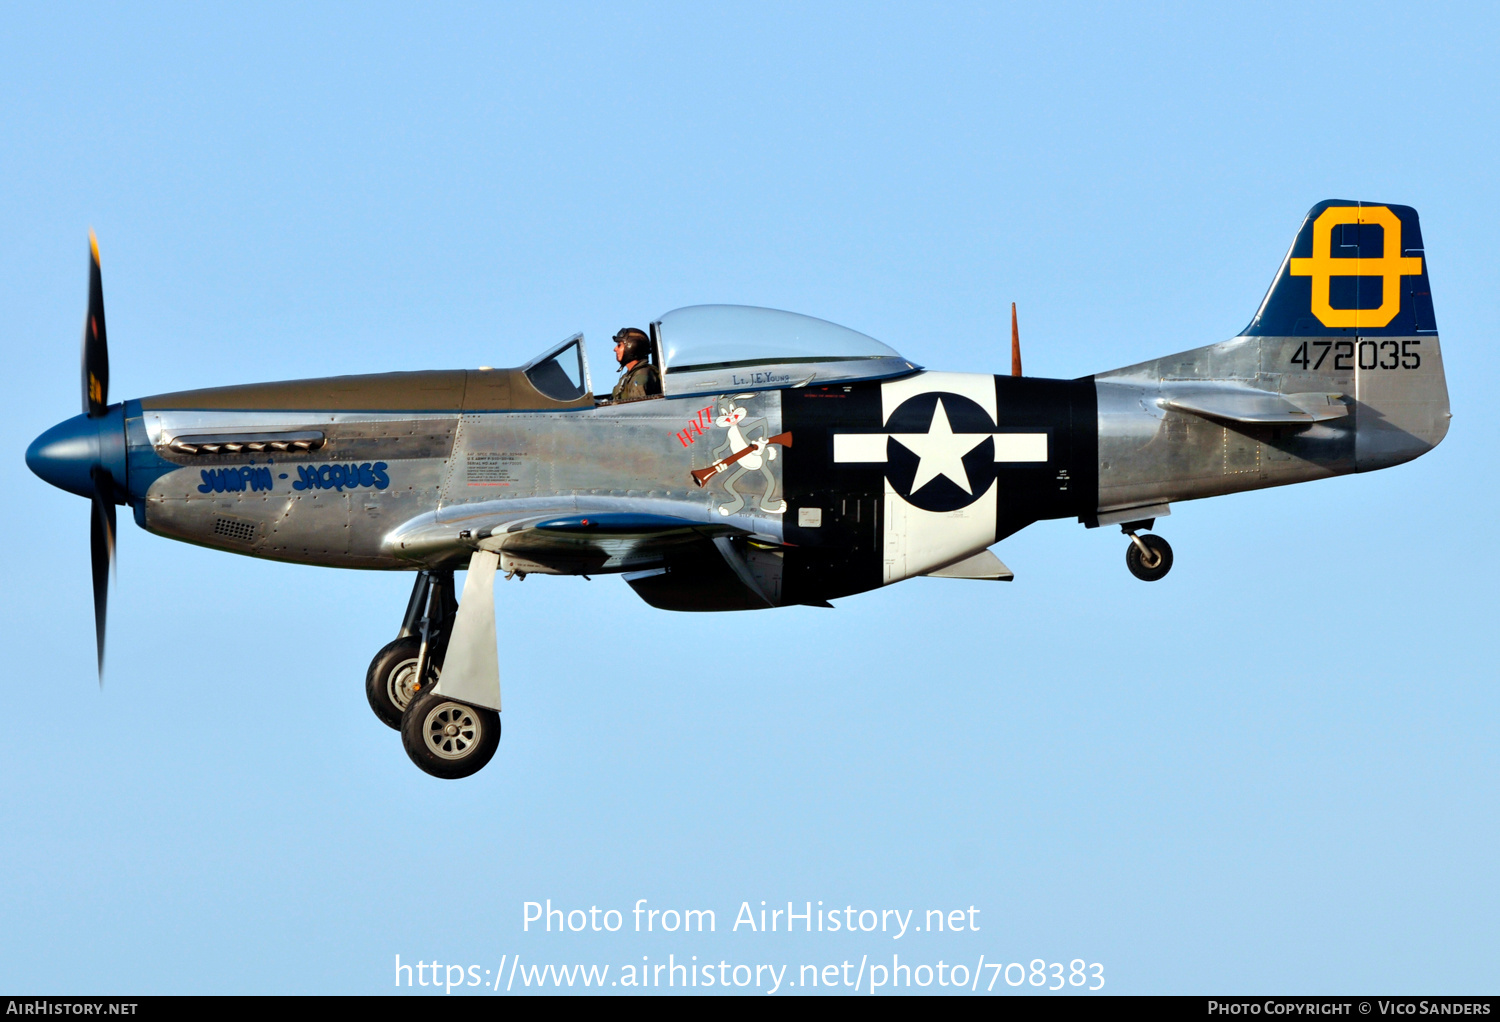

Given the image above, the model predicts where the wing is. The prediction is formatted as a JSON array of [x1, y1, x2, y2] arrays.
[[385, 501, 794, 610], [385, 502, 753, 576], [488, 512, 729, 576]]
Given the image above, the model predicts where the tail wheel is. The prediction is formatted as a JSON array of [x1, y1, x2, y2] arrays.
[[400, 686, 500, 779], [1125, 533, 1173, 581], [365, 637, 437, 730]]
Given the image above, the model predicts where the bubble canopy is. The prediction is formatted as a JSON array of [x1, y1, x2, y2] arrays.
[[653, 305, 916, 395]]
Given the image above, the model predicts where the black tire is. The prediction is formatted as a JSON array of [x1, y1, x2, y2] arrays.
[[365, 637, 437, 730], [1125, 533, 1173, 581], [400, 686, 500, 780]]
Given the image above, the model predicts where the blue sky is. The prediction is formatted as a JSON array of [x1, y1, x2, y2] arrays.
[[2, 2, 1497, 994]]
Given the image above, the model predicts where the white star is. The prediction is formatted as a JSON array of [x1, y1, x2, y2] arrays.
[[888, 398, 987, 495]]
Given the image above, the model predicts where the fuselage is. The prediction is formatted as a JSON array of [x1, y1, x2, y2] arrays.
[[30, 316, 1447, 610], [101, 367, 1096, 606]]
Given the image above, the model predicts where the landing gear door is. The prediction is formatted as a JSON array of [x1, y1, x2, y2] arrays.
[[522, 333, 592, 402]]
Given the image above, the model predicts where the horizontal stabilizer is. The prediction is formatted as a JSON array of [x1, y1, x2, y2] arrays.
[[923, 549, 1014, 581], [1160, 387, 1349, 425]]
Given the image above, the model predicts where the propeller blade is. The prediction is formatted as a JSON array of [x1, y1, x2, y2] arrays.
[[1010, 302, 1022, 378], [83, 230, 109, 417], [90, 478, 115, 682]]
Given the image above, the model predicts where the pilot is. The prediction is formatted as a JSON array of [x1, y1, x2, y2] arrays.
[[610, 327, 661, 403]]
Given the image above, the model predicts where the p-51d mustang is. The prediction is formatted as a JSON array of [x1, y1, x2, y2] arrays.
[[28, 201, 1450, 778]]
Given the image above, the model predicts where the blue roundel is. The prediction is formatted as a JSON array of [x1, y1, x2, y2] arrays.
[[883, 392, 996, 513]]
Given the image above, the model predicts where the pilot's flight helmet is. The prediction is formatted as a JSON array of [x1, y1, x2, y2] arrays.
[[613, 327, 650, 365]]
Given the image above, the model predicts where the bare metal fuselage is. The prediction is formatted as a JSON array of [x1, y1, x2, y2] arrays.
[[135, 379, 789, 573]]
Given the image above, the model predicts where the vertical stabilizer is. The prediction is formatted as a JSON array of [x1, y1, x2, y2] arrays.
[[1244, 200, 1449, 470], [1093, 201, 1449, 516]]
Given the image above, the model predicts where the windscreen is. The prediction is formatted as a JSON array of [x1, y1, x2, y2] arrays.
[[524, 339, 587, 401]]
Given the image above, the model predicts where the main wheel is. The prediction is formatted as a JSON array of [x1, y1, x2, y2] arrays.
[[1125, 533, 1173, 581], [400, 686, 500, 779], [365, 637, 438, 730]]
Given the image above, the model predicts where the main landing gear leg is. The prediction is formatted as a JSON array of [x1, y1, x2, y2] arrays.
[[364, 570, 456, 729], [400, 550, 503, 780], [1122, 521, 1173, 582]]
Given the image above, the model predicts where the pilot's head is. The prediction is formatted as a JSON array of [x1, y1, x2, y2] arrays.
[[613, 328, 650, 369]]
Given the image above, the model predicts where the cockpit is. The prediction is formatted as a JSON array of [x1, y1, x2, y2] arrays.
[[520, 305, 919, 406], [652, 305, 917, 397]]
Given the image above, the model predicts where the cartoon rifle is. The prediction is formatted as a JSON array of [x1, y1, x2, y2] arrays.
[[690, 432, 793, 487]]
